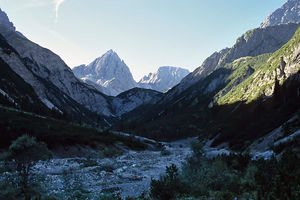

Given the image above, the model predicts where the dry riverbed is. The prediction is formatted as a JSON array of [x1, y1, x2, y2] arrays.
[[33, 139, 193, 198]]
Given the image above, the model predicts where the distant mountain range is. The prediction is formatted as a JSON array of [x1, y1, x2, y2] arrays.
[[73, 52, 189, 96]]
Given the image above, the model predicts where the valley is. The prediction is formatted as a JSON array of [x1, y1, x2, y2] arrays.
[[0, 0, 300, 199]]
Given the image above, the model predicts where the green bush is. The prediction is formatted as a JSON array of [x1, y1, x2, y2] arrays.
[[98, 193, 121, 200], [100, 147, 122, 158], [4, 135, 51, 190], [0, 135, 51, 199], [157, 140, 300, 199], [150, 164, 187, 200], [0, 179, 21, 200]]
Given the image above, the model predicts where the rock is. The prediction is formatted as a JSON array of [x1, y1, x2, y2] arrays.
[[252, 150, 275, 160], [111, 88, 163, 117], [27, 139, 193, 198], [205, 148, 230, 159], [138, 66, 190, 92], [0, 8, 15, 33], [260, 0, 300, 28], [73, 50, 137, 96], [171, 48, 230, 96]]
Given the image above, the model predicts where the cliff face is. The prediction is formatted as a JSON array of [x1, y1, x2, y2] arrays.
[[260, 0, 300, 28], [0, 8, 15, 32]]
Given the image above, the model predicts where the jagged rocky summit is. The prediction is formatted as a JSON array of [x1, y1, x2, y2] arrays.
[[138, 66, 189, 92], [260, 0, 300, 28], [73, 50, 137, 96]]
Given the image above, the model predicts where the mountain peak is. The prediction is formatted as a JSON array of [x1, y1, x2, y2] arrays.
[[138, 66, 189, 92], [0, 8, 16, 32], [260, 0, 300, 28], [103, 49, 117, 56], [158, 66, 177, 71], [73, 50, 136, 96], [98, 49, 118, 60], [157, 66, 188, 73], [106, 49, 115, 54]]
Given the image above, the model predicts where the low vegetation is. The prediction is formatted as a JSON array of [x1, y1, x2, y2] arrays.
[[1, 130, 300, 199], [0, 105, 147, 151], [149, 140, 300, 200], [0, 135, 51, 199], [216, 53, 271, 105]]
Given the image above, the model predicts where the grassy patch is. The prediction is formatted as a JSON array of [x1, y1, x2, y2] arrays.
[[216, 27, 300, 105]]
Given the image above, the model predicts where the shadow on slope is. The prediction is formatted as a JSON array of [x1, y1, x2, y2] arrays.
[[0, 106, 147, 151], [210, 71, 300, 150], [116, 71, 300, 151]]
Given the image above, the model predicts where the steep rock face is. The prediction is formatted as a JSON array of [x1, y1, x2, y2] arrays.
[[0, 34, 106, 124], [167, 23, 300, 99], [80, 78, 111, 95], [73, 50, 137, 96], [260, 0, 300, 28], [0, 35, 50, 114], [172, 48, 230, 97], [0, 8, 15, 32], [138, 66, 189, 92], [111, 88, 163, 117], [0, 9, 112, 116]]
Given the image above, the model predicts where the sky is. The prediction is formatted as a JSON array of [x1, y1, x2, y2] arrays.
[[0, 0, 286, 81]]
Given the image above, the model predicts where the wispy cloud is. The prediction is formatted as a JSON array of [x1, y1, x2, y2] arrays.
[[54, 0, 66, 22]]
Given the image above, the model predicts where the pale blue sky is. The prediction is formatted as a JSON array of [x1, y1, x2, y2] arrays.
[[0, 0, 285, 81]]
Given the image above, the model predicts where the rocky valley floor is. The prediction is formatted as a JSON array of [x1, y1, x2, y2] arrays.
[[32, 139, 194, 198]]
